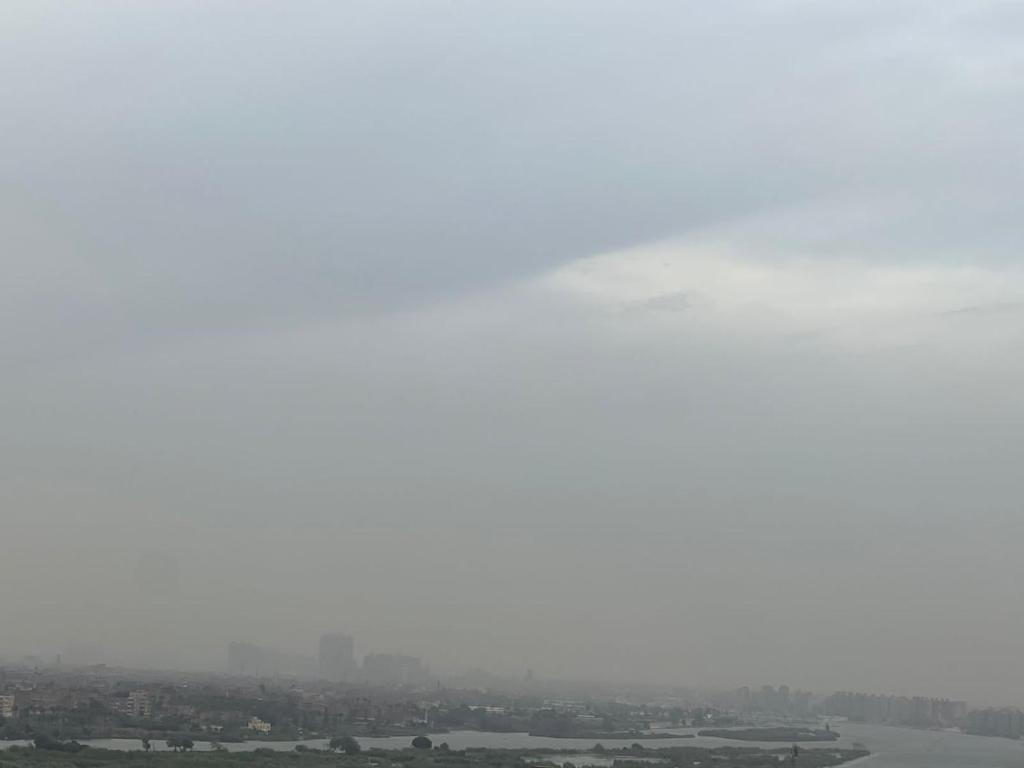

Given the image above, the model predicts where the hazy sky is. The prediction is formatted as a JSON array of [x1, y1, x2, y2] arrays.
[[4, 1, 1024, 705]]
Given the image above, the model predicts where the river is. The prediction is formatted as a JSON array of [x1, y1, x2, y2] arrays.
[[5, 723, 1024, 766]]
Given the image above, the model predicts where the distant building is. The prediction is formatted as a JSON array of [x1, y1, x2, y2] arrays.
[[362, 653, 428, 686], [740, 684, 810, 715], [227, 641, 316, 679], [0, 694, 14, 719], [318, 634, 356, 682], [823, 691, 966, 728], [113, 691, 152, 720], [228, 642, 266, 677], [112, 689, 154, 720], [127, 689, 153, 719], [967, 708, 1024, 738], [247, 716, 272, 734]]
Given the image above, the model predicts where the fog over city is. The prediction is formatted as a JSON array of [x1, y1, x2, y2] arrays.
[[4, 1, 1024, 707]]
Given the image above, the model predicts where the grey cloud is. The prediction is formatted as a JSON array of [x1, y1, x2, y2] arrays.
[[5, 1, 1024, 350]]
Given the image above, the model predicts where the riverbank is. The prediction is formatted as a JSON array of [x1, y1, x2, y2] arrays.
[[698, 727, 839, 742], [526, 732, 691, 740], [8, 722, 1024, 768], [0, 743, 870, 768]]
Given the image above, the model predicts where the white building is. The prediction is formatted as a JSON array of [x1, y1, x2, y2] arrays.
[[247, 716, 272, 734]]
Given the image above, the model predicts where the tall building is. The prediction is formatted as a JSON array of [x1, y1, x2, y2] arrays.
[[127, 689, 153, 719], [228, 641, 267, 677], [822, 691, 966, 728], [318, 633, 356, 682], [362, 653, 428, 686], [227, 641, 317, 679], [967, 708, 1023, 737]]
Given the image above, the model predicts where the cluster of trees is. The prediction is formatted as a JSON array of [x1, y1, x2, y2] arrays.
[[165, 737, 195, 752], [328, 736, 362, 754], [32, 735, 88, 752], [696, 727, 838, 743], [0, 701, 107, 741], [429, 705, 528, 733], [325, 736, 431, 752], [431, 701, 739, 739], [132, 685, 323, 741], [21, 730, 432, 758]]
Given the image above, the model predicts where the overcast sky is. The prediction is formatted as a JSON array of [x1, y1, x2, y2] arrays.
[[3, 0, 1024, 705]]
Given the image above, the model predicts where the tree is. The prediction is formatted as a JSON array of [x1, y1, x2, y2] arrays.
[[329, 736, 361, 753], [411, 735, 432, 750], [339, 736, 361, 755], [166, 736, 193, 752], [34, 735, 56, 751]]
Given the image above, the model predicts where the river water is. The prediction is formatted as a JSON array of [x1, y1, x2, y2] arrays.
[[5, 724, 1024, 766]]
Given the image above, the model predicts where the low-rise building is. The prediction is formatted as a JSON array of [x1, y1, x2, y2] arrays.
[[247, 716, 271, 734]]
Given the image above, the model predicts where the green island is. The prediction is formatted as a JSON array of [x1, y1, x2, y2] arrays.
[[0, 740, 868, 768], [697, 728, 839, 742]]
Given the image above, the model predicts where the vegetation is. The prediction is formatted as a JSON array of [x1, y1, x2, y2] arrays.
[[327, 737, 360, 755], [165, 738, 195, 753], [29, 736, 86, 753], [698, 727, 840, 742], [0, 675, 743, 744], [0, 744, 868, 768]]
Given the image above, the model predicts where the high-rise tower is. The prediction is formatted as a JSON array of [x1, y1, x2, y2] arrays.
[[318, 633, 355, 682]]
